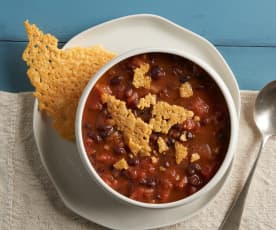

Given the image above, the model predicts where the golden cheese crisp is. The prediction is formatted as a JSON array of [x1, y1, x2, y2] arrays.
[[157, 137, 169, 153], [132, 63, 151, 89], [179, 82, 193, 98], [190, 153, 200, 163], [113, 158, 129, 170], [137, 93, 156, 109], [101, 93, 152, 156], [149, 101, 194, 134], [175, 142, 188, 164], [22, 21, 116, 140]]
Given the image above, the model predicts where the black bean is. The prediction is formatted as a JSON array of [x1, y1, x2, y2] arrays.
[[166, 137, 175, 146], [150, 133, 159, 143], [179, 75, 191, 83], [156, 194, 162, 200], [217, 130, 226, 140], [187, 163, 201, 175], [146, 178, 157, 187], [87, 130, 103, 143], [169, 129, 181, 139], [126, 91, 139, 108], [164, 161, 170, 168], [186, 131, 194, 140], [150, 65, 165, 80], [159, 88, 169, 99], [171, 124, 182, 131], [139, 177, 147, 185], [84, 122, 92, 130], [140, 177, 157, 187], [201, 117, 210, 126], [112, 169, 121, 178], [97, 125, 114, 138], [125, 88, 133, 98], [172, 66, 183, 76], [96, 167, 105, 173], [102, 106, 112, 119], [128, 158, 140, 166], [188, 174, 202, 187], [113, 146, 127, 155], [110, 75, 123, 85], [137, 108, 152, 122]]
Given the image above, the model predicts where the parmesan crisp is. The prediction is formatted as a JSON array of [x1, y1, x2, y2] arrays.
[[101, 93, 152, 156], [22, 21, 116, 140], [150, 101, 194, 134]]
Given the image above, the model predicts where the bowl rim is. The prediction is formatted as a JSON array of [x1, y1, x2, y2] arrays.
[[75, 47, 239, 209]]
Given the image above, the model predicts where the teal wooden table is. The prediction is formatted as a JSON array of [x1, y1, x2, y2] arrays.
[[1, 0, 276, 92]]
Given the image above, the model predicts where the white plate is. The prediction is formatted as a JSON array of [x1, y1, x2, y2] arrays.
[[33, 14, 240, 230]]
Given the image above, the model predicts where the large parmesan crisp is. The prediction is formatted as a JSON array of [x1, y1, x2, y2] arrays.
[[149, 101, 194, 134], [22, 21, 116, 140], [101, 94, 152, 156]]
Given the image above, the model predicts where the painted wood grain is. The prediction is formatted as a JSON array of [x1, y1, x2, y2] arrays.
[[1, 0, 276, 46], [0, 41, 275, 92]]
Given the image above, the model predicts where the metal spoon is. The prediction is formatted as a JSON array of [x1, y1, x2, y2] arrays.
[[219, 81, 276, 230]]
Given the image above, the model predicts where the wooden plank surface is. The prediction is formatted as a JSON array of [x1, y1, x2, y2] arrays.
[[1, 41, 275, 92], [1, 0, 276, 46], [1, 0, 276, 91]]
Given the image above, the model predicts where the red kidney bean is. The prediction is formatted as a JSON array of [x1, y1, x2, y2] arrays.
[[191, 96, 209, 116]]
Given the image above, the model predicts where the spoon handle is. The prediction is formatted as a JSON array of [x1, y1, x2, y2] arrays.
[[218, 136, 268, 230]]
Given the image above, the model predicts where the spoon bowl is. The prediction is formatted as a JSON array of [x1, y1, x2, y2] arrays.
[[254, 80, 276, 137]]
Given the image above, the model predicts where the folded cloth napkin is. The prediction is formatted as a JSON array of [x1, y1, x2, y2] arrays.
[[0, 91, 275, 230]]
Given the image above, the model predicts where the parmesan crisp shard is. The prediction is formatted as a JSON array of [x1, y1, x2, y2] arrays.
[[132, 63, 151, 89], [179, 82, 193, 98], [157, 137, 169, 153], [22, 21, 116, 140], [113, 158, 129, 170], [175, 142, 188, 164], [190, 153, 200, 162], [137, 93, 156, 109], [101, 93, 152, 156], [149, 101, 194, 134]]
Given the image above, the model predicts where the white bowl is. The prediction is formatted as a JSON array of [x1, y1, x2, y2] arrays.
[[75, 47, 239, 209]]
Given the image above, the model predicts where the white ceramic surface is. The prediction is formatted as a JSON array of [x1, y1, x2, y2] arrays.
[[33, 14, 240, 229], [75, 47, 238, 209]]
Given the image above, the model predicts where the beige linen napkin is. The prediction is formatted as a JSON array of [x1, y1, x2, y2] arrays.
[[0, 91, 275, 230]]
